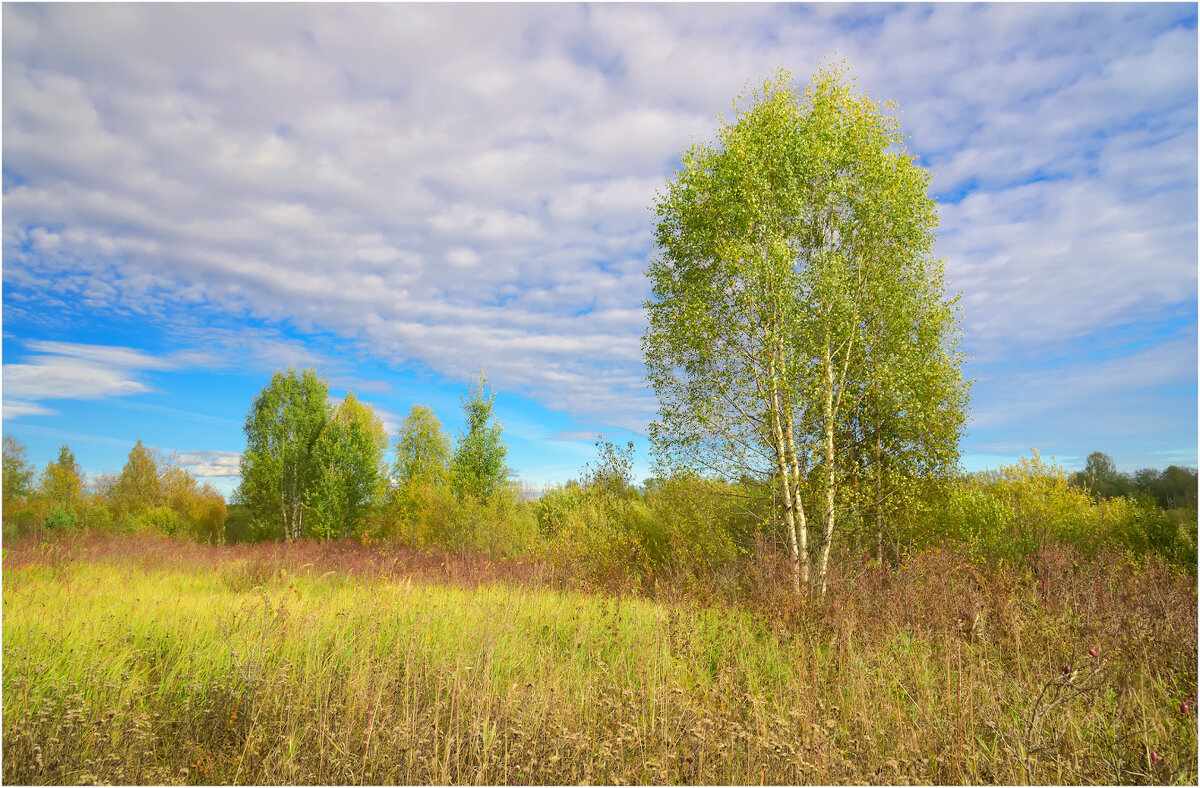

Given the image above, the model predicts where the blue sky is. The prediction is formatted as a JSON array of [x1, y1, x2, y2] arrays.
[[3, 3, 1196, 496]]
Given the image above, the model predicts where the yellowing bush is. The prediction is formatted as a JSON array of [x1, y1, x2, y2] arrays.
[[916, 452, 1197, 567]]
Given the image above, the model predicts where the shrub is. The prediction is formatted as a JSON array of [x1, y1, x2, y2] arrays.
[[915, 453, 1197, 569], [388, 481, 539, 559], [224, 504, 263, 543], [137, 506, 183, 537], [2, 505, 41, 539], [43, 506, 78, 531]]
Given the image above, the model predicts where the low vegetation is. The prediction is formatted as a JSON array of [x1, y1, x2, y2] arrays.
[[3, 533, 1195, 785]]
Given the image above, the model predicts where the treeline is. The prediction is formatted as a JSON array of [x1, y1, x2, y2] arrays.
[[3, 369, 1195, 588], [1069, 450, 1198, 510], [2, 437, 225, 540], [224, 366, 518, 546]]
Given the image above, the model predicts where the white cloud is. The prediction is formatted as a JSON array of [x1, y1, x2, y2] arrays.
[[174, 450, 241, 478], [0, 334, 323, 418], [3, 400, 56, 419], [4, 355, 154, 402]]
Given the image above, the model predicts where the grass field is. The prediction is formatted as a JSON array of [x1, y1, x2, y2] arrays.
[[3, 534, 1196, 784]]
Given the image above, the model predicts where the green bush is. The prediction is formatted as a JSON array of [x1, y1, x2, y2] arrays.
[[44, 506, 78, 531], [223, 504, 268, 543], [3, 505, 41, 539], [387, 482, 539, 559], [80, 503, 114, 533], [645, 477, 751, 574], [137, 506, 183, 537], [537, 476, 754, 592]]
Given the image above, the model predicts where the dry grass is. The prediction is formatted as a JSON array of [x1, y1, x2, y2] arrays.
[[3, 534, 1196, 785]]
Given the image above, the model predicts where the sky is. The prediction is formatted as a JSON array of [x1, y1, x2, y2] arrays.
[[2, 3, 1197, 496]]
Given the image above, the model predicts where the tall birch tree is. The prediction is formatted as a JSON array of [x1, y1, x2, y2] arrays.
[[236, 367, 331, 541], [644, 64, 966, 596]]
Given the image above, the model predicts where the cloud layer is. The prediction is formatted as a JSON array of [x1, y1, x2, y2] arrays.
[[3, 4, 1196, 464]]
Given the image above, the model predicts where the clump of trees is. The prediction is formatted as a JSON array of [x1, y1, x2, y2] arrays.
[[233, 366, 532, 552], [1, 436, 225, 541], [1070, 450, 1197, 511], [235, 368, 388, 541], [643, 65, 968, 597]]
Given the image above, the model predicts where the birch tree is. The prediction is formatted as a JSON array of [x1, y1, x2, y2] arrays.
[[450, 370, 509, 501], [308, 391, 389, 538], [236, 367, 331, 541], [394, 404, 452, 488], [644, 64, 966, 596]]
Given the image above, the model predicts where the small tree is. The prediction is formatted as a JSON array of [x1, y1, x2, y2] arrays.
[[583, 436, 637, 498], [394, 404, 452, 488], [450, 369, 509, 500], [307, 392, 389, 539], [1072, 451, 1134, 500], [111, 440, 163, 519], [40, 444, 84, 512], [3, 434, 35, 505], [236, 367, 331, 541]]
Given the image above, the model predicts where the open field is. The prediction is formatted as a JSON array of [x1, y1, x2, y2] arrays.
[[3, 534, 1196, 785]]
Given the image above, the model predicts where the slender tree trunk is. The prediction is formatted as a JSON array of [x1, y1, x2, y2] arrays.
[[817, 333, 838, 597], [767, 351, 802, 597], [875, 422, 883, 564], [781, 389, 810, 590]]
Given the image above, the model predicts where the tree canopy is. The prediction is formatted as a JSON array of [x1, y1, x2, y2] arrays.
[[237, 368, 391, 540], [3, 434, 35, 505]]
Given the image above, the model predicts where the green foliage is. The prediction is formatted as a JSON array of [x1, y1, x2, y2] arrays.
[[449, 369, 509, 501], [645, 476, 754, 574], [43, 505, 78, 531], [643, 64, 967, 595], [582, 437, 637, 497], [915, 452, 1197, 568], [2, 506, 40, 539], [137, 505, 184, 537], [387, 405, 454, 537], [390, 481, 538, 559], [222, 504, 262, 544], [1153, 465, 1199, 510], [236, 367, 332, 540], [40, 444, 83, 512], [3, 434, 35, 505], [394, 404, 451, 488], [1071, 451, 1136, 499], [307, 392, 389, 539], [537, 441, 757, 591], [111, 440, 162, 518]]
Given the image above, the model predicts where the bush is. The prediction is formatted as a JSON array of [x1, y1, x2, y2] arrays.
[[80, 502, 115, 533], [537, 476, 755, 593], [3, 505, 41, 538], [44, 506, 78, 531], [223, 504, 262, 544], [387, 481, 539, 559], [137, 506, 183, 537]]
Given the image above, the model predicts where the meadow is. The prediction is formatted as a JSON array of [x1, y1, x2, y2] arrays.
[[3, 533, 1196, 785]]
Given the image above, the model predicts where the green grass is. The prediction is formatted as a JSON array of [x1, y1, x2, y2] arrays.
[[3, 536, 1196, 784]]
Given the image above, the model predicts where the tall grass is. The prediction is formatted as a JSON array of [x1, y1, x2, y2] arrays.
[[4, 534, 1195, 785]]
